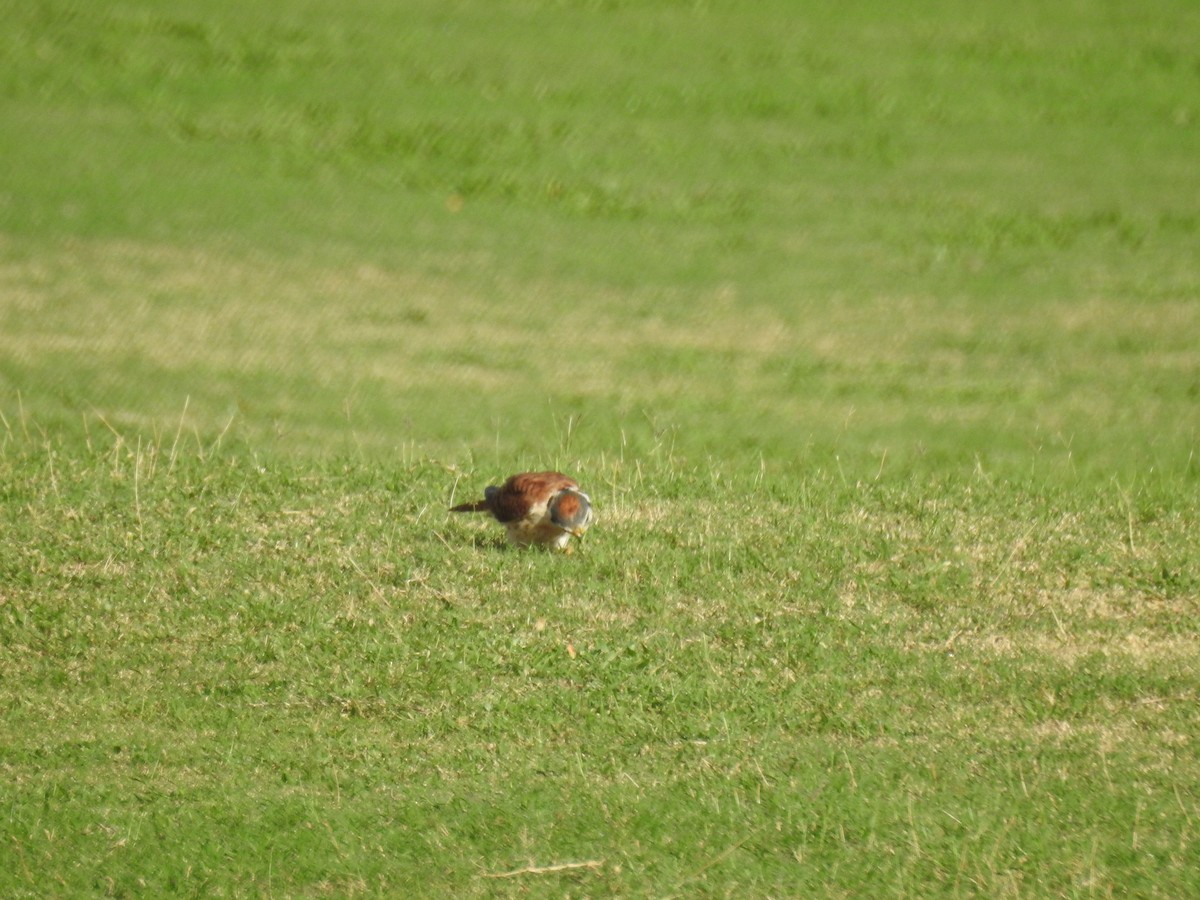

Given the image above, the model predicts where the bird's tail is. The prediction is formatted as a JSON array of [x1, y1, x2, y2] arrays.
[[449, 499, 489, 513]]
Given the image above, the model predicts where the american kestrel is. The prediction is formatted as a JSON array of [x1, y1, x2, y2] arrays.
[[449, 471, 593, 550]]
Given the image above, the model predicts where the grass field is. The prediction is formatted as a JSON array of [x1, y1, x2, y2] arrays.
[[3, 0, 1199, 895]]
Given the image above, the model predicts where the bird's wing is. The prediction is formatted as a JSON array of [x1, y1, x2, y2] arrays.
[[488, 471, 577, 523]]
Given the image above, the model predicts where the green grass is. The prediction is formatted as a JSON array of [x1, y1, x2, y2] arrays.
[[3, 436, 1198, 895], [3, 0, 1200, 895]]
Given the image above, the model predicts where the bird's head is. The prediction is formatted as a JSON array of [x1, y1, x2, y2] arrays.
[[549, 487, 593, 539]]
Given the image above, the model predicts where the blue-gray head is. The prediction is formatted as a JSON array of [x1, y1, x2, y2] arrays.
[[548, 487, 593, 538]]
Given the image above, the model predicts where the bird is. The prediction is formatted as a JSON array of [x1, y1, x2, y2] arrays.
[[449, 471, 593, 550]]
